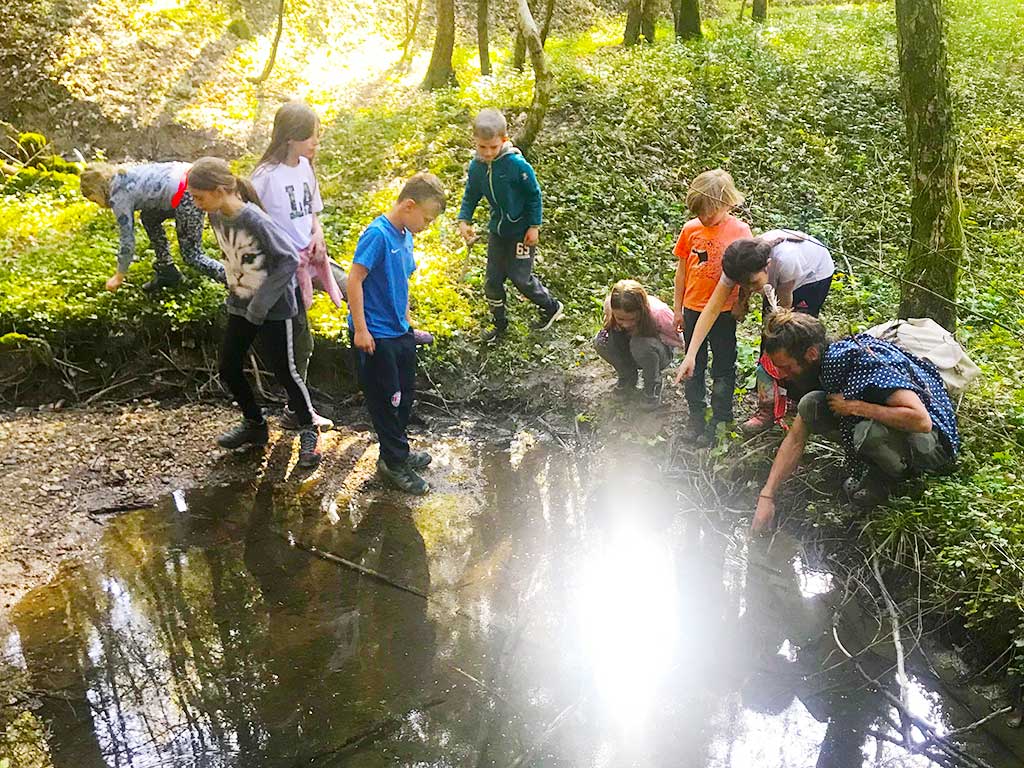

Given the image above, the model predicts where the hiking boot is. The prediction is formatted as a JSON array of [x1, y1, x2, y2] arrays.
[[143, 263, 183, 292], [682, 411, 706, 441], [281, 405, 334, 431], [530, 300, 564, 332], [297, 428, 322, 469], [407, 450, 432, 469], [377, 458, 429, 495], [843, 468, 892, 509], [740, 400, 775, 436], [217, 418, 269, 449], [482, 324, 508, 343]]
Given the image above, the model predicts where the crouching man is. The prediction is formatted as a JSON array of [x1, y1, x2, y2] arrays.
[[752, 310, 959, 533]]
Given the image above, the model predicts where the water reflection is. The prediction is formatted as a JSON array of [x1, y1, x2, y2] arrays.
[[2, 436, 1019, 767]]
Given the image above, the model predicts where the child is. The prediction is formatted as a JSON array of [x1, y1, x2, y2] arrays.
[[457, 108, 563, 342], [594, 280, 684, 406], [675, 230, 835, 434], [349, 172, 446, 495], [79, 161, 226, 292], [251, 101, 344, 431], [671, 169, 752, 443], [186, 157, 321, 468]]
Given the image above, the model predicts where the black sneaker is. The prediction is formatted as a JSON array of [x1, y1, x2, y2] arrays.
[[682, 411, 706, 441], [482, 325, 507, 343], [530, 300, 564, 331], [143, 264, 184, 292], [377, 459, 429, 495], [407, 450, 432, 469], [297, 428, 322, 468], [639, 379, 664, 410], [217, 418, 269, 449]]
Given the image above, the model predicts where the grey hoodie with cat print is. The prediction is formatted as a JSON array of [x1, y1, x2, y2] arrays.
[[208, 203, 299, 325]]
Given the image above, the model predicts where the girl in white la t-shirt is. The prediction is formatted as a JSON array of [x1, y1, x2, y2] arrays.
[[251, 101, 345, 430], [674, 229, 835, 434]]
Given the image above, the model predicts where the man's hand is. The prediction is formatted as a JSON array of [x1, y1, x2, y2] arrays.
[[673, 308, 684, 335], [827, 393, 860, 418], [523, 226, 540, 247], [106, 272, 125, 292], [354, 329, 376, 355], [673, 355, 696, 385], [751, 494, 776, 534], [458, 221, 477, 245]]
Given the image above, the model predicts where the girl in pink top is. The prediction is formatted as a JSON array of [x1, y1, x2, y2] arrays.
[[594, 280, 683, 407]]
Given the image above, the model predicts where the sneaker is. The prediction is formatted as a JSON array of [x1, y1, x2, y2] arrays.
[[407, 450, 432, 469], [639, 380, 664, 411], [740, 402, 775, 436], [297, 428, 322, 468], [530, 300, 564, 332], [482, 325, 507, 343], [613, 379, 637, 400], [217, 418, 269, 449], [143, 264, 183, 292], [281, 406, 334, 431], [377, 458, 429, 495]]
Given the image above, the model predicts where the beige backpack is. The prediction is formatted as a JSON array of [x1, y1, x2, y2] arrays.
[[864, 318, 981, 397]]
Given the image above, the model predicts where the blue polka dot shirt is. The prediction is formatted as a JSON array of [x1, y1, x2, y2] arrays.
[[820, 335, 960, 468]]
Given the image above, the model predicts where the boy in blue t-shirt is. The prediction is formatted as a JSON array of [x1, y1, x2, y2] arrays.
[[348, 172, 446, 495], [457, 108, 563, 342]]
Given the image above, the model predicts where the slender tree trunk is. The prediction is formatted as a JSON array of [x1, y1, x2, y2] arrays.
[[512, 0, 538, 69], [250, 0, 285, 83], [422, 0, 458, 90], [675, 0, 701, 39], [895, 0, 963, 330], [540, 0, 556, 45], [751, 0, 767, 22], [514, 0, 553, 155], [399, 0, 425, 67], [625, 0, 655, 45], [478, 0, 491, 75]]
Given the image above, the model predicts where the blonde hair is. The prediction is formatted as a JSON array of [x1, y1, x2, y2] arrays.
[[80, 162, 123, 206], [187, 156, 264, 209], [686, 169, 744, 219]]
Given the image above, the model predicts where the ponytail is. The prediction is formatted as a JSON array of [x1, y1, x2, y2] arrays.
[[188, 156, 265, 210]]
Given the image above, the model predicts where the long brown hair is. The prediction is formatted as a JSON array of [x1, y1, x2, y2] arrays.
[[605, 279, 658, 337], [255, 101, 319, 172], [188, 157, 264, 209]]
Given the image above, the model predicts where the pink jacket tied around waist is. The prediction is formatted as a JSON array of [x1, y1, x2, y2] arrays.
[[297, 245, 344, 310]]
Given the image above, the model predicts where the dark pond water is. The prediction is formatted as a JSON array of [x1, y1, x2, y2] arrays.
[[2, 432, 1021, 767]]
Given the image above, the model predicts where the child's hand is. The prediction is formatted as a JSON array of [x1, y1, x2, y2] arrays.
[[673, 309, 684, 334], [105, 272, 125, 292], [458, 221, 477, 245], [354, 329, 376, 355], [673, 356, 696, 385], [524, 226, 540, 247], [310, 230, 328, 261]]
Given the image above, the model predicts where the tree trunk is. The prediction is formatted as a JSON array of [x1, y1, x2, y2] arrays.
[[675, 0, 701, 40], [514, 0, 553, 155], [540, 0, 556, 45], [751, 0, 767, 22], [625, 0, 656, 45], [399, 0, 425, 67], [250, 0, 285, 83], [421, 0, 458, 90], [895, 0, 963, 330], [512, 0, 539, 69], [478, 0, 491, 75]]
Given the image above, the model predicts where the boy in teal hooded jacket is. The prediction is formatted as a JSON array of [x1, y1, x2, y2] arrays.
[[457, 109, 563, 342]]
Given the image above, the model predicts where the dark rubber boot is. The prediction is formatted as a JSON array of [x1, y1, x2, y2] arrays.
[[143, 263, 184, 292]]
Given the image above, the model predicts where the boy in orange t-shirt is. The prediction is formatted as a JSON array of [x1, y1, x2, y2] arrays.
[[672, 169, 752, 442]]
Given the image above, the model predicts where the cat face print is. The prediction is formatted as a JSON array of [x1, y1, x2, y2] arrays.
[[214, 225, 268, 299]]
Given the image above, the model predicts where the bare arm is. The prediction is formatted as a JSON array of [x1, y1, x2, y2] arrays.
[[674, 281, 732, 383], [828, 389, 932, 433], [753, 414, 810, 533], [776, 280, 796, 309], [673, 261, 686, 332], [347, 263, 374, 354]]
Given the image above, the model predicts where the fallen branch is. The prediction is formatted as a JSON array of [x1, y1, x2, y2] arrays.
[[280, 532, 428, 599], [308, 696, 447, 765]]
